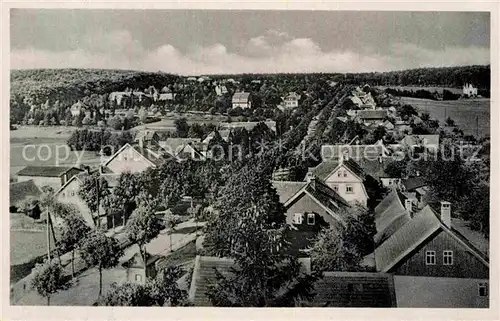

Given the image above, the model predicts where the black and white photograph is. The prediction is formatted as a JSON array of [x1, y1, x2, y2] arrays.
[[4, 5, 495, 314]]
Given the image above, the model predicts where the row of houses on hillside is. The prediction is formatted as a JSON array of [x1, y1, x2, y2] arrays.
[[231, 91, 301, 110]]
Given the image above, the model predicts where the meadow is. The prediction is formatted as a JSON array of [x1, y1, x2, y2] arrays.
[[401, 97, 490, 138]]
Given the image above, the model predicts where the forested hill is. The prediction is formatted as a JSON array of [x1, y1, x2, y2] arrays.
[[335, 65, 490, 89], [11, 69, 179, 103]]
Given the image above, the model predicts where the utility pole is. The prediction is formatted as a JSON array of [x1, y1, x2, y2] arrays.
[[96, 176, 100, 229], [46, 209, 51, 261], [476, 115, 479, 138]]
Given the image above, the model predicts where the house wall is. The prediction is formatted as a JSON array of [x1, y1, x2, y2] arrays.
[[391, 231, 489, 279], [232, 101, 251, 109], [286, 193, 337, 226], [394, 276, 489, 308], [324, 165, 368, 206], [56, 179, 95, 228], [126, 267, 147, 285], [380, 178, 401, 188], [17, 176, 62, 191], [106, 146, 154, 174]]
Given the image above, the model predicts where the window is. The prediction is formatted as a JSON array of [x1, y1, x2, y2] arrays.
[[135, 274, 142, 282], [307, 213, 315, 225], [443, 250, 453, 265], [338, 170, 342, 177], [425, 251, 436, 265], [62, 192, 65, 197], [346, 185, 354, 193], [332, 185, 339, 192], [293, 213, 303, 225], [70, 191, 75, 196], [479, 283, 488, 297], [343, 171, 348, 177]]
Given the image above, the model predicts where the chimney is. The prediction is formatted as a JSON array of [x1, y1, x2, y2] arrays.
[[138, 136, 144, 149], [440, 201, 451, 227], [404, 199, 413, 214]]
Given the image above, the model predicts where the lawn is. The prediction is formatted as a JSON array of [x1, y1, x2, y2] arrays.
[[401, 97, 490, 138], [157, 241, 197, 269]]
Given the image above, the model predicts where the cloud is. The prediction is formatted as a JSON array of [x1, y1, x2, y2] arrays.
[[11, 29, 490, 75]]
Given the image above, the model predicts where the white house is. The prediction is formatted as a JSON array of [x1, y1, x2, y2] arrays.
[[70, 101, 87, 117], [281, 92, 301, 109], [103, 143, 165, 174], [232, 92, 251, 109], [463, 83, 478, 97]]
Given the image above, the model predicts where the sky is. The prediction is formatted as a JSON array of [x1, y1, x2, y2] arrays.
[[10, 10, 490, 75]]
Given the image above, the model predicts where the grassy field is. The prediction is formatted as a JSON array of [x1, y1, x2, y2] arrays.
[[10, 126, 103, 177], [377, 86, 464, 95], [401, 97, 490, 138]]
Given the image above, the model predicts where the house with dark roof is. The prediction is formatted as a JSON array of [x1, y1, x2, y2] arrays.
[[231, 92, 251, 109], [188, 256, 397, 307], [272, 178, 350, 254], [374, 189, 413, 246], [159, 138, 205, 161], [308, 157, 369, 207], [16, 166, 84, 191], [355, 109, 387, 125], [280, 92, 301, 110], [374, 202, 488, 277], [373, 200, 489, 308], [134, 130, 160, 147], [103, 143, 167, 174], [188, 255, 311, 306], [121, 244, 161, 285], [401, 176, 428, 205]]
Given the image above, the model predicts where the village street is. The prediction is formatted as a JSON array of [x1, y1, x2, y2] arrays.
[[13, 219, 203, 306]]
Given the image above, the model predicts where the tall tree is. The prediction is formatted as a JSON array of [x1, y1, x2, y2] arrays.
[[126, 204, 162, 260], [57, 212, 91, 278], [79, 231, 124, 299], [78, 173, 110, 228], [205, 163, 319, 307], [31, 262, 67, 306]]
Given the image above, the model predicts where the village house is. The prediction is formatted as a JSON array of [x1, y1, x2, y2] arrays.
[[54, 172, 120, 229], [187, 255, 397, 307], [398, 134, 440, 155], [307, 155, 369, 207], [355, 109, 388, 126], [157, 93, 176, 102], [218, 120, 276, 133], [159, 138, 204, 161], [70, 101, 88, 117], [103, 143, 167, 174], [16, 166, 84, 191], [215, 85, 228, 96], [231, 92, 252, 109], [281, 92, 301, 110], [121, 244, 161, 285], [401, 176, 428, 206], [134, 129, 160, 148], [463, 83, 478, 98], [373, 199, 489, 307]]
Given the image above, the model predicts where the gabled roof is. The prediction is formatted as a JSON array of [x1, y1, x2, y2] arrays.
[[160, 138, 202, 157], [310, 158, 364, 182], [356, 158, 392, 180], [375, 205, 441, 272], [309, 272, 396, 307], [135, 130, 158, 142], [402, 176, 427, 191], [232, 92, 250, 102], [10, 180, 42, 206], [374, 189, 411, 245], [17, 166, 82, 178], [374, 205, 489, 273], [357, 109, 387, 120], [188, 255, 311, 307], [104, 143, 163, 169], [71, 101, 87, 110], [188, 256, 236, 306], [283, 179, 350, 225]]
